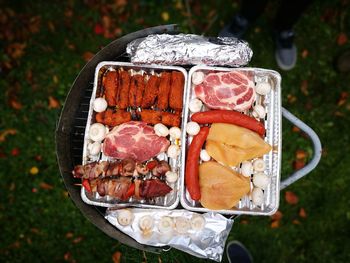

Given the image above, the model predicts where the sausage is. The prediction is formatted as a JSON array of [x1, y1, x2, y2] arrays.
[[135, 75, 145, 107], [139, 109, 161, 125], [185, 126, 210, 201], [103, 71, 118, 107], [141, 75, 159, 108], [191, 110, 266, 136], [161, 112, 181, 127], [95, 109, 131, 127], [157, 72, 171, 110], [169, 71, 184, 110], [117, 71, 130, 109]]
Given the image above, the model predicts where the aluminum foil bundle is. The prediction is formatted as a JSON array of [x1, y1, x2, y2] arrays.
[[126, 34, 253, 67], [105, 208, 234, 262]]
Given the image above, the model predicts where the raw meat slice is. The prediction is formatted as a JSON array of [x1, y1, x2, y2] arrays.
[[194, 71, 255, 111], [103, 121, 170, 162]]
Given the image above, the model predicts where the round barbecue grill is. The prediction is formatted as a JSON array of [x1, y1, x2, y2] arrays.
[[55, 24, 322, 254]]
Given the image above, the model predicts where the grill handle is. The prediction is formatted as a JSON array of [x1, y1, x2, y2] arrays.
[[280, 107, 322, 190]]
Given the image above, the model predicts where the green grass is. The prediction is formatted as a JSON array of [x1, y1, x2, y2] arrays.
[[1, 0, 350, 262]]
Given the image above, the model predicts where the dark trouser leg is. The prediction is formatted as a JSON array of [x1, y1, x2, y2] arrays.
[[239, 0, 269, 22], [273, 0, 313, 31]]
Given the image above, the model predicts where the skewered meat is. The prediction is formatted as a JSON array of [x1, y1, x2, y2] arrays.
[[152, 160, 171, 177], [129, 74, 145, 107], [139, 109, 161, 125], [72, 159, 136, 179], [169, 71, 184, 110], [140, 179, 172, 198], [103, 71, 119, 107], [118, 71, 131, 109], [103, 121, 170, 162], [161, 112, 181, 127], [157, 72, 172, 110], [90, 177, 132, 198], [141, 75, 160, 108], [95, 109, 131, 127]]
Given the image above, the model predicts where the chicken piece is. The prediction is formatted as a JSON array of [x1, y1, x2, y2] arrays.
[[135, 75, 146, 107], [157, 72, 172, 110], [205, 123, 272, 166], [169, 71, 184, 110], [161, 112, 181, 127], [139, 109, 161, 125], [95, 109, 131, 127], [103, 71, 119, 107], [117, 71, 131, 109], [141, 75, 160, 108]]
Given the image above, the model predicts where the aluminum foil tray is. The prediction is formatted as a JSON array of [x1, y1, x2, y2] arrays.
[[81, 61, 187, 209], [180, 65, 282, 216]]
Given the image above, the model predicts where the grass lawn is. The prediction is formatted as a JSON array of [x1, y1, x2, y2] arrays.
[[1, 0, 350, 262]]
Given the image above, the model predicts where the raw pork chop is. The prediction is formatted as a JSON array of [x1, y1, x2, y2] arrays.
[[194, 71, 255, 111], [103, 121, 169, 162]]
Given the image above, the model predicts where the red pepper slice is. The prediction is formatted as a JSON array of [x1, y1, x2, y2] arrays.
[[82, 179, 92, 193], [146, 160, 158, 170], [124, 183, 135, 199]]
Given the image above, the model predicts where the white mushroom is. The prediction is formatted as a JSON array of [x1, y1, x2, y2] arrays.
[[87, 141, 101, 156], [167, 145, 180, 159], [169, 127, 181, 140], [253, 173, 270, 190], [165, 171, 178, 183], [200, 149, 211, 162], [255, 82, 271, 95], [186, 122, 200, 136], [175, 217, 191, 234], [158, 216, 174, 234], [139, 215, 154, 232], [117, 209, 133, 226], [189, 98, 203, 113], [89, 123, 107, 142], [190, 215, 206, 231], [93, 97, 108, 112], [192, 71, 205, 85], [251, 187, 264, 206], [252, 105, 266, 119], [154, 123, 169, 137], [241, 161, 253, 177], [253, 159, 266, 172]]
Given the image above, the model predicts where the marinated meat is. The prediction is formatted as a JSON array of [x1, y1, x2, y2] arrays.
[[103, 71, 118, 107], [194, 71, 255, 111], [157, 72, 172, 110], [140, 179, 172, 198], [169, 71, 184, 110], [161, 111, 181, 127], [117, 71, 131, 109], [103, 121, 170, 162], [141, 75, 160, 108], [95, 109, 131, 127], [139, 109, 161, 125], [129, 74, 145, 107]]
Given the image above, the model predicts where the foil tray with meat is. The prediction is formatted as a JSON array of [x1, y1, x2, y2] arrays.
[[73, 61, 187, 209], [180, 65, 282, 216]]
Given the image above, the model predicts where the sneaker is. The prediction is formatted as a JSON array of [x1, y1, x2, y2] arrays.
[[226, 240, 253, 263], [275, 30, 297, 71], [219, 15, 249, 39]]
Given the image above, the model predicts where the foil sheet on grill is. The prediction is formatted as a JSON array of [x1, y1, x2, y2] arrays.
[[105, 208, 233, 262], [126, 34, 253, 67]]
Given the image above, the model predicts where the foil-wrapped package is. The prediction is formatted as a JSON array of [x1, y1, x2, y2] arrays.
[[105, 208, 233, 262], [126, 34, 252, 67]]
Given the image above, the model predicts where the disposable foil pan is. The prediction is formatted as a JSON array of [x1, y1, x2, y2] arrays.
[[180, 65, 282, 216], [81, 61, 187, 209]]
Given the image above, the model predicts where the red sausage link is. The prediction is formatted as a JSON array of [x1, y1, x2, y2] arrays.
[[185, 126, 210, 201], [191, 110, 265, 136]]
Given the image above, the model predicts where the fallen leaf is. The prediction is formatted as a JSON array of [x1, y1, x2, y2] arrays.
[[287, 94, 297, 104], [337, 91, 348, 106], [34, 155, 42, 161], [292, 219, 301, 225], [0, 129, 17, 142], [47, 21, 56, 32], [53, 75, 58, 84], [293, 159, 306, 170], [337, 32, 348, 46], [26, 238, 32, 245], [285, 191, 299, 205], [292, 126, 300, 133], [114, 0, 127, 8], [10, 182, 16, 191], [72, 236, 83, 244], [11, 148, 20, 156], [112, 251, 122, 263], [65, 232, 74, 239], [270, 210, 283, 221], [254, 27, 261, 33], [240, 219, 249, 224], [28, 16, 41, 34], [48, 96, 60, 109], [271, 220, 279, 228], [9, 98, 23, 110], [6, 42, 26, 59], [296, 150, 307, 160], [32, 188, 38, 193], [299, 208, 307, 218], [161, 11, 169, 21], [300, 80, 309, 95], [29, 166, 39, 175], [334, 111, 345, 117], [301, 49, 309, 58], [94, 23, 104, 35], [82, 51, 94, 62], [39, 182, 53, 190], [64, 252, 72, 261], [30, 228, 40, 235]]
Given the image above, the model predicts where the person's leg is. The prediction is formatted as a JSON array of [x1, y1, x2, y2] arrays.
[[219, 0, 268, 38], [274, 0, 313, 70]]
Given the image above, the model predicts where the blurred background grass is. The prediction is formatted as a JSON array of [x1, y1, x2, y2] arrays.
[[1, 0, 350, 262]]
